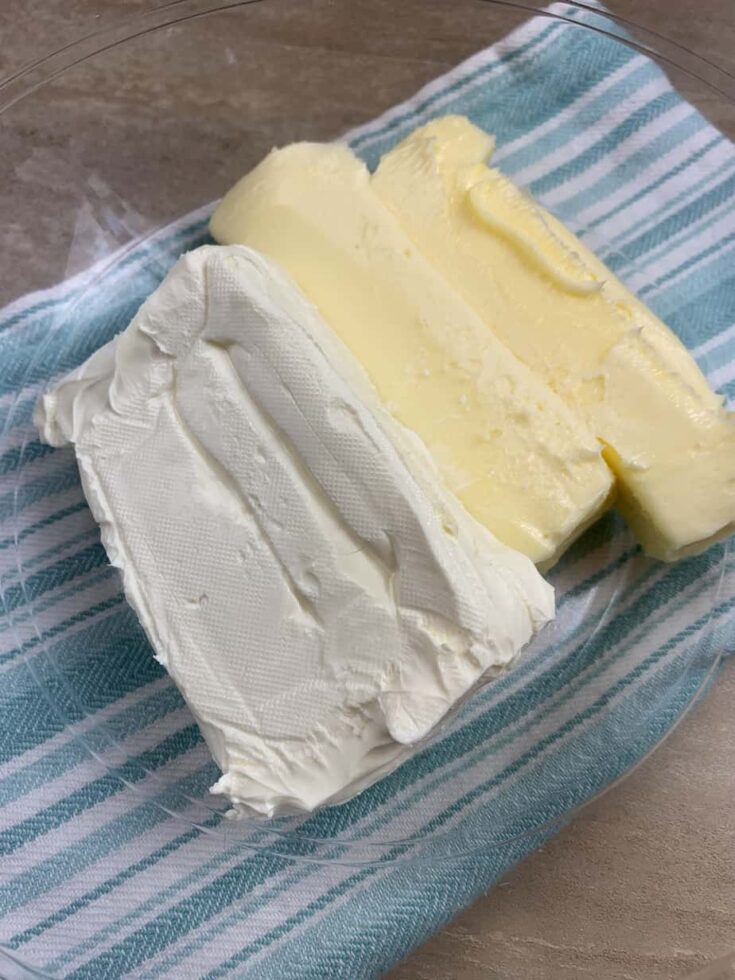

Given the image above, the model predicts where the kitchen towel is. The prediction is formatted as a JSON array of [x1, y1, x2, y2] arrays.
[[1, 3, 734, 977]]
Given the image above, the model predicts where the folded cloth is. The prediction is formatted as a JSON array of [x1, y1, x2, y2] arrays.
[[1, 4, 734, 978]]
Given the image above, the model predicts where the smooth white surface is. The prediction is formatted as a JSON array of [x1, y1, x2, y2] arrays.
[[36, 244, 554, 817]]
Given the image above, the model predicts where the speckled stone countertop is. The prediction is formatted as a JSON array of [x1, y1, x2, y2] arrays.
[[1, 3, 733, 978]]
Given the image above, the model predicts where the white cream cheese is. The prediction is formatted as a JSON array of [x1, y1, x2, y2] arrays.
[[36, 245, 554, 817]]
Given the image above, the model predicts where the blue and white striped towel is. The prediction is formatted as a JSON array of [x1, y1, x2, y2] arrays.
[[1, 6, 734, 978]]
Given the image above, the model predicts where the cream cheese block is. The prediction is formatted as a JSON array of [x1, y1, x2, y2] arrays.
[[371, 115, 735, 561], [210, 142, 613, 568], [35, 244, 554, 818]]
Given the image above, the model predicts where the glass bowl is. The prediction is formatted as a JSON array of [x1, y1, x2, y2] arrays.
[[0, 1, 733, 974]]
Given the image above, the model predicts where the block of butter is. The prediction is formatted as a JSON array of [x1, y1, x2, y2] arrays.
[[210, 143, 613, 567], [36, 245, 554, 816], [371, 115, 735, 561]]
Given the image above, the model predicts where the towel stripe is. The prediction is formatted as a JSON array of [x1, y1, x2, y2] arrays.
[[11, 548, 728, 969], [67, 594, 732, 980]]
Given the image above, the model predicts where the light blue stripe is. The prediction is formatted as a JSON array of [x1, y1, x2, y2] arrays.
[[0, 532, 632, 908], [494, 50, 644, 175], [0, 225, 213, 401], [249, 644, 719, 980], [0, 520, 628, 824], [611, 187, 735, 300], [0, 461, 81, 523], [1, 525, 632, 911], [1, 319, 127, 402], [0, 216, 210, 344], [703, 338, 735, 378], [599, 155, 735, 260], [351, 19, 603, 171], [5, 544, 680, 968], [0, 540, 110, 637], [601, 187, 735, 328], [349, 20, 565, 155], [0, 391, 37, 438], [0, 224, 212, 441], [0, 594, 124, 669], [0, 684, 184, 808], [0, 500, 88, 553], [664, 274, 735, 351], [1, 525, 97, 586], [1, 542, 107, 615], [451, 28, 637, 176], [0, 565, 115, 647], [553, 110, 705, 221], [529, 90, 681, 196], [0, 764, 217, 919], [202, 602, 732, 980], [12, 814, 221, 952], [48, 820, 317, 977], [0, 725, 201, 859], [145, 557, 698, 979], [652, 251, 735, 353], [580, 134, 725, 236], [0, 317, 56, 363], [0, 438, 56, 478], [642, 230, 735, 304], [14, 536, 640, 956], [53, 552, 726, 978], [150, 552, 732, 977], [0, 607, 161, 762], [605, 170, 735, 271]]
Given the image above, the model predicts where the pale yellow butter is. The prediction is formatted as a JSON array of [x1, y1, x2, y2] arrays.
[[373, 115, 735, 561], [210, 141, 613, 567]]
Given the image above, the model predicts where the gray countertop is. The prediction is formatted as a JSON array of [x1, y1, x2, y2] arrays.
[[1, 3, 733, 978]]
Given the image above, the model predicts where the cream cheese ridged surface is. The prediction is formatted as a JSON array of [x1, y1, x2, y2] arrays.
[[210, 143, 613, 568], [371, 115, 735, 561], [36, 245, 554, 817]]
